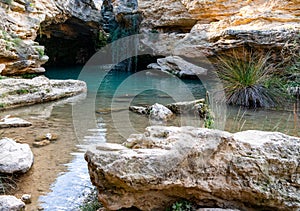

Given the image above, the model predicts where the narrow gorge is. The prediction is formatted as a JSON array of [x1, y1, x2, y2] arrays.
[[0, 0, 299, 210]]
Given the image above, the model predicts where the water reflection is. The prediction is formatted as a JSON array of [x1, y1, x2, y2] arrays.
[[6, 66, 297, 210]]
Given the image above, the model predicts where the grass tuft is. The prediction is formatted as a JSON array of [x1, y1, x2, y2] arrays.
[[79, 188, 102, 211], [216, 49, 281, 108]]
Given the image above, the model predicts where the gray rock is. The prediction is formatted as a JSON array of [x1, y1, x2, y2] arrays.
[[0, 76, 87, 110], [129, 106, 148, 115], [129, 103, 174, 121], [0, 117, 32, 128], [0, 195, 25, 211], [0, 138, 34, 174], [85, 126, 300, 211], [166, 99, 205, 114], [148, 56, 207, 78], [148, 103, 174, 121]]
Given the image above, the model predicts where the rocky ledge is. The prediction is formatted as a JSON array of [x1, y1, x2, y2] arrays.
[[85, 126, 300, 211], [0, 76, 86, 110]]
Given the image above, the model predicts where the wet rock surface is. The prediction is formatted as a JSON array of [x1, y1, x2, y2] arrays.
[[166, 99, 206, 114], [85, 126, 300, 211], [0, 138, 34, 174]]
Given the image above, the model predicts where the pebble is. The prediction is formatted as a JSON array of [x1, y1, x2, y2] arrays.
[[32, 140, 51, 148], [21, 194, 31, 204]]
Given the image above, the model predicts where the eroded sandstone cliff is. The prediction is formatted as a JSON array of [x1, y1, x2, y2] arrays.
[[0, 0, 102, 75], [0, 0, 299, 75], [138, 0, 300, 58]]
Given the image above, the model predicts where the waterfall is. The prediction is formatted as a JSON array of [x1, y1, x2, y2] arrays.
[[101, 0, 141, 72]]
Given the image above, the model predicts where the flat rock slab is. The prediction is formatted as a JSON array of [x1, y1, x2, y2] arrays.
[[0, 138, 34, 174], [0, 76, 87, 110], [147, 56, 207, 78], [0, 117, 32, 128], [0, 195, 25, 211]]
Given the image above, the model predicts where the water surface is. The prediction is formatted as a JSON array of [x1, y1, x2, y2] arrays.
[[4, 65, 299, 210]]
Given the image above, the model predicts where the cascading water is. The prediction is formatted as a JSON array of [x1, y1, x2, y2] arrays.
[[101, 0, 142, 72]]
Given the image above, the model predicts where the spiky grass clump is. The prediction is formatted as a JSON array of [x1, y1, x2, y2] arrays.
[[0, 174, 18, 194], [217, 50, 279, 108]]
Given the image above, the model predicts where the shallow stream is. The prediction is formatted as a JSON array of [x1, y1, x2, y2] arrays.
[[1, 65, 299, 210]]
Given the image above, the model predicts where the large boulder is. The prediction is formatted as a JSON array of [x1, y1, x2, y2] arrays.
[[0, 76, 87, 110], [0, 195, 25, 211], [0, 138, 34, 174], [85, 126, 300, 211]]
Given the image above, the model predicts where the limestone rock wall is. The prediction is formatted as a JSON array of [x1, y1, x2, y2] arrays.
[[0, 0, 299, 74], [138, 0, 300, 58]]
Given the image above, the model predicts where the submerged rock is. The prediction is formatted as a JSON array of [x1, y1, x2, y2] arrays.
[[0, 76, 87, 110], [147, 56, 207, 78], [85, 126, 300, 210], [32, 140, 51, 148], [0, 117, 32, 128], [35, 133, 58, 142], [130, 99, 210, 120], [0, 195, 25, 211], [166, 99, 205, 114], [129, 105, 148, 115], [0, 138, 34, 174]]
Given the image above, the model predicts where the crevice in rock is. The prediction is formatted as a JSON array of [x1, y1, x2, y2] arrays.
[[35, 17, 104, 66], [153, 24, 195, 34]]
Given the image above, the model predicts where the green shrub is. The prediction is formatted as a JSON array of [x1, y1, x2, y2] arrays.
[[11, 38, 22, 47], [79, 189, 102, 211], [21, 73, 38, 79], [36, 48, 44, 57], [15, 89, 29, 95], [166, 200, 195, 211], [1, 0, 13, 5], [216, 49, 280, 108]]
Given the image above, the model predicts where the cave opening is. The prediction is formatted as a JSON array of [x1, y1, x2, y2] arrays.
[[35, 17, 104, 67]]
